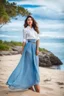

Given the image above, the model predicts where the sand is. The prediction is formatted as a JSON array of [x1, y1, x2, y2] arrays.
[[0, 54, 64, 96]]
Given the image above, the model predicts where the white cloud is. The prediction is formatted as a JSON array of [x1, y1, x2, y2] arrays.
[[40, 42, 64, 48], [9, 0, 64, 20], [10, 0, 64, 12], [37, 19, 64, 29], [39, 32, 64, 39], [0, 35, 18, 38]]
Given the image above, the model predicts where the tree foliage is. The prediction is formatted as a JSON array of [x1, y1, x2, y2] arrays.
[[0, 0, 31, 24], [0, 0, 6, 4]]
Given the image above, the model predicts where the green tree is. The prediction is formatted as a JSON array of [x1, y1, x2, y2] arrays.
[[0, 4, 9, 24], [0, 0, 31, 25], [0, 0, 6, 4]]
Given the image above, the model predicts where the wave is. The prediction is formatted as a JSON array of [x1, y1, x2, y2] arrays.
[[0, 35, 18, 38], [40, 34, 64, 39]]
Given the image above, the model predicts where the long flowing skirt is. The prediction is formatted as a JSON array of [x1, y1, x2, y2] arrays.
[[6, 39, 40, 91]]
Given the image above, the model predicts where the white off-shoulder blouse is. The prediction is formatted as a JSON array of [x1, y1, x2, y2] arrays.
[[23, 26, 40, 42]]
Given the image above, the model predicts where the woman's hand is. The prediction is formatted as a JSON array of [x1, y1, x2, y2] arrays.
[[36, 40, 39, 55], [36, 49, 39, 55], [21, 42, 26, 54]]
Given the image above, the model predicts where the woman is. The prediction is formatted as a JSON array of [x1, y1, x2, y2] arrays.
[[6, 15, 40, 93]]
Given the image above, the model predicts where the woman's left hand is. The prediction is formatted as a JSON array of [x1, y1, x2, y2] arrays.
[[36, 49, 39, 55]]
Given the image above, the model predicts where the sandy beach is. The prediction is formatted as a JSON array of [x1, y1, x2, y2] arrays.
[[0, 54, 64, 96]]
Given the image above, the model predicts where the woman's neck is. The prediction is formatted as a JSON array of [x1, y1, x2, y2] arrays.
[[28, 25, 32, 28]]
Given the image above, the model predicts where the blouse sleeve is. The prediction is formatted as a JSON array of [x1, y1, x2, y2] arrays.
[[36, 33, 40, 40], [23, 28, 27, 42]]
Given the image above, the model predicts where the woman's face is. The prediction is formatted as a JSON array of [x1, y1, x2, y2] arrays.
[[27, 17, 33, 26]]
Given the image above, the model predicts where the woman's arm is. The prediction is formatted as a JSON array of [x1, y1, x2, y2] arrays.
[[21, 28, 27, 54], [36, 32, 40, 55], [36, 39, 40, 55], [21, 42, 26, 52], [36, 39, 39, 50]]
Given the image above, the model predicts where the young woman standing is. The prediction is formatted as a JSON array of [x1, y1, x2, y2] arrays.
[[6, 15, 40, 93]]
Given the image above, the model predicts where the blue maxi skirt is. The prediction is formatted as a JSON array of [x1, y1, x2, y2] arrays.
[[6, 39, 40, 91]]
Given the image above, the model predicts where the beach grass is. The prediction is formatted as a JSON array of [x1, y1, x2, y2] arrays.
[[0, 40, 22, 51], [39, 47, 48, 52], [0, 40, 48, 52]]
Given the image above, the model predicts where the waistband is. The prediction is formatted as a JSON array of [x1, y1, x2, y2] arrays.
[[27, 39, 36, 43]]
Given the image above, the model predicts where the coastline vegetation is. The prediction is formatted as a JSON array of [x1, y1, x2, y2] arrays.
[[0, 40, 48, 52]]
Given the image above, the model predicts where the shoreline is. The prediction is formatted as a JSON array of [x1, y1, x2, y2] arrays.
[[0, 54, 64, 96], [0, 53, 63, 70]]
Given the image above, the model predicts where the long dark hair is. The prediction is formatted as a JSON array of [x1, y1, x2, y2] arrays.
[[24, 15, 39, 34]]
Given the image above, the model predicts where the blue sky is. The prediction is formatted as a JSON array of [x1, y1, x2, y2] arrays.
[[9, 0, 64, 20]]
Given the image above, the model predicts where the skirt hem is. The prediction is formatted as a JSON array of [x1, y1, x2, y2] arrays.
[[7, 81, 40, 91]]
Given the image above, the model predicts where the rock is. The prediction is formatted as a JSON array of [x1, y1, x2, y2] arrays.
[[0, 46, 22, 56], [44, 78, 51, 82], [0, 51, 12, 56], [56, 82, 64, 85], [11, 46, 22, 54], [39, 52, 52, 67], [39, 51, 63, 67], [49, 53, 62, 66], [0, 51, 19, 56]]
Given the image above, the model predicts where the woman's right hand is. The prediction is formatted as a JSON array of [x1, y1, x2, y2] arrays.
[[21, 42, 26, 54]]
